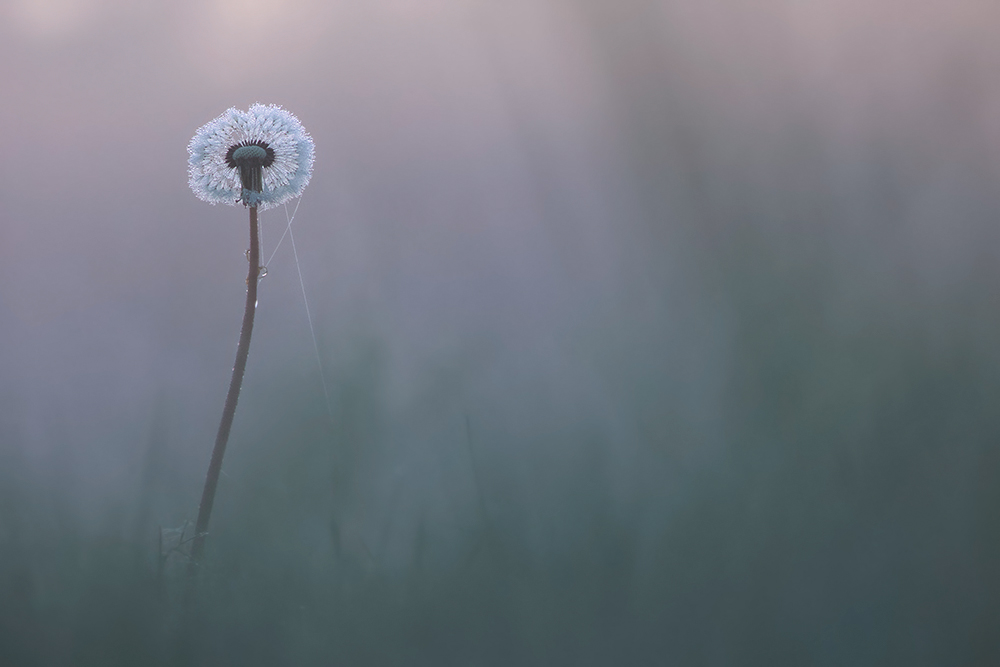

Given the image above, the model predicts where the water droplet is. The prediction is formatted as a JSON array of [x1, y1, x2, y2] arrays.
[[258, 266, 267, 278], [245, 249, 251, 261]]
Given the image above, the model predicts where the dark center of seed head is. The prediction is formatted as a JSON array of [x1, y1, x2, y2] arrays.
[[232, 144, 267, 163], [225, 140, 275, 195], [225, 140, 275, 169]]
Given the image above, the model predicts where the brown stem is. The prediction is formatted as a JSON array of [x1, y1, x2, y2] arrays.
[[187, 205, 259, 582]]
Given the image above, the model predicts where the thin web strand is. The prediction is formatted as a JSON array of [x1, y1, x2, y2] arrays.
[[264, 195, 303, 269], [284, 200, 335, 423]]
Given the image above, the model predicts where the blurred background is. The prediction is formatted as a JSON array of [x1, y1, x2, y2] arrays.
[[1, 0, 998, 664]]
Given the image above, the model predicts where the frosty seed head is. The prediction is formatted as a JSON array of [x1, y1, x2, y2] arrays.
[[188, 104, 314, 210]]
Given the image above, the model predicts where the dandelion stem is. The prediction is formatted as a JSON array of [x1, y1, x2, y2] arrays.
[[188, 204, 260, 582]]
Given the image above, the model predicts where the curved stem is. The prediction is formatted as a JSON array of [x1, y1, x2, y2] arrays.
[[188, 205, 259, 579]]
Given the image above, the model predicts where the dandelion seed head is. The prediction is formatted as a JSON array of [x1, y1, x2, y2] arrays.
[[188, 103, 314, 210]]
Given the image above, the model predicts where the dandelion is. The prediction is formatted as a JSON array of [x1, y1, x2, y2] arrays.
[[185, 104, 314, 581], [188, 103, 314, 210]]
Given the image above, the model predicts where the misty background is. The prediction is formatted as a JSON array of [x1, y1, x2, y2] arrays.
[[1, 0, 998, 664]]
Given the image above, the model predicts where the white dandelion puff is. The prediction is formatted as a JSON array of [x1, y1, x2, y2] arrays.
[[188, 103, 314, 210]]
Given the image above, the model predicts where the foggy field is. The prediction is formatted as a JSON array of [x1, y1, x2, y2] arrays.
[[1, 1, 998, 664]]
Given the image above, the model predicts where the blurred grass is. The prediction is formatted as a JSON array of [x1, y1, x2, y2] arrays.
[[2, 239, 998, 666]]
